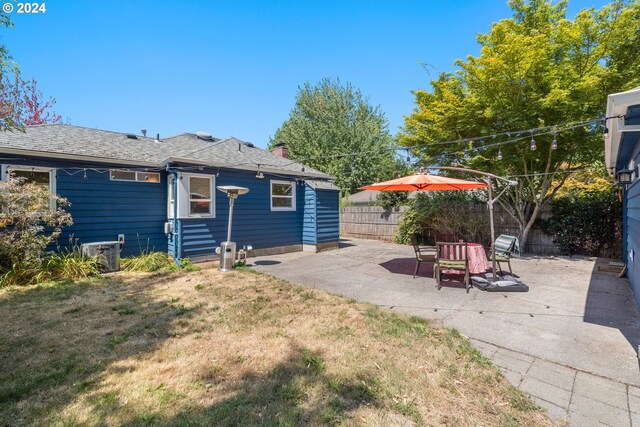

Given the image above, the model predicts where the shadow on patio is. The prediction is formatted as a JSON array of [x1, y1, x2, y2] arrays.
[[584, 261, 640, 355]]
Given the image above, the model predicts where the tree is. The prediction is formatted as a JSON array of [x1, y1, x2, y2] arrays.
[[270, 78, 404, 195], [399, 0, 640, 247], [0, 12, 61, 130], [2, 74, 63, 125], [0, 10, 18, 131]]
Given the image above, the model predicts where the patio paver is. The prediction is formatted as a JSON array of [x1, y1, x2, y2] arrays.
[[251, 238, 640, 426]]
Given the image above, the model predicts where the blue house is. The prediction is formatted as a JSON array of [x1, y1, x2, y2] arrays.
[[605, 86, 640, 305], [0, 124, 340, 260]]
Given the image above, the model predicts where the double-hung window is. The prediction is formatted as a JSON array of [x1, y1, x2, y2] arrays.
[[188, 175, 214, 217], [270, 180, 296, 211]]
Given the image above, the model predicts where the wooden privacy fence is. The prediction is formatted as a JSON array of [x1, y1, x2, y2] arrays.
[[340, 205, 563, 255], [340, 206, 408, 242]]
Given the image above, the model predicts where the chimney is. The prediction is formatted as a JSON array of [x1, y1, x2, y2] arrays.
[[272, 143, 289, 159]]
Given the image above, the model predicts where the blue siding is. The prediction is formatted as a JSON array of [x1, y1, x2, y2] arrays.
[[1, 155, 340, 262], [625, 171, 640, 310], [315, 190, 339, 243], [178, 170, 304, 259], [303, 184, 317, 245], [1, 156, 168, 257], [57, 170, 167, 257]]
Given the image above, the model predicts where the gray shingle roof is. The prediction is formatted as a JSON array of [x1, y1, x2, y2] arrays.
[[0, 124, 332, 179], [305, 179, 340, 191]]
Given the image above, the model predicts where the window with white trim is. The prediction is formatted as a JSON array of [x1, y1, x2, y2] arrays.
[[1, 165, 57, 210], [188, 175, 214, 217], [270, 180, 296, 211], [110, 169, 160, 183]]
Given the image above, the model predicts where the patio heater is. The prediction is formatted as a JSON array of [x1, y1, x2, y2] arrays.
[[216, 185, 249, 272]]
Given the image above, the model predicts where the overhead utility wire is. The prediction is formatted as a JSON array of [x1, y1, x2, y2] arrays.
[[255, 117, 601, 169]]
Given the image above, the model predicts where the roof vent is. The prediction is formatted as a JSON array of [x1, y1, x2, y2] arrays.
[[243, 141, 255, 148], [126, 133, 138, 140], [196, 131, 214, 141]]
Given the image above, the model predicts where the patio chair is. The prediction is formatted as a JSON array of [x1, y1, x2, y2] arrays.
[[435, 233, 457, 243], [411, 234, 436, 278], [434, 242, 470, 292], [490, 234, 519, 274]]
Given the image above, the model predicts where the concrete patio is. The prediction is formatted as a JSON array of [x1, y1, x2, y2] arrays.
[[251, 238, 640, 426]]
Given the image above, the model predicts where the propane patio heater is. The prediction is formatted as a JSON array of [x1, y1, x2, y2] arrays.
[[216, 185, 249, 272]]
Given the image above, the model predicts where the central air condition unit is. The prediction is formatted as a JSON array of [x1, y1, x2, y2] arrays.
[[81, 241, 121, 272]]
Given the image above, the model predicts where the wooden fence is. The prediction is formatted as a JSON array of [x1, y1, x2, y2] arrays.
[[340, 206, 409, 242], [340, 205, 563, 255]]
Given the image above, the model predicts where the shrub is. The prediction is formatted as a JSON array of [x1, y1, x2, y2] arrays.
[[540, 185, 621, 257], [0, 245, 101, 287], [395, 191, 489, 245], [121, 252, 176, 272], [121, 252, 201, 272], [0, 178, 74, 286]]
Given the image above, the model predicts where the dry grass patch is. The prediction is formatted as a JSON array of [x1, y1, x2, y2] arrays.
[[0, 266, 552, 426]]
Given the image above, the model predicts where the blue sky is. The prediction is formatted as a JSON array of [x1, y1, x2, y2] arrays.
[[2, 0, 609, 148]]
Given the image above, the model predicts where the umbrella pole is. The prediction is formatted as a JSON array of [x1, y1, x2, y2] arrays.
[[487, 177, 498, 282]]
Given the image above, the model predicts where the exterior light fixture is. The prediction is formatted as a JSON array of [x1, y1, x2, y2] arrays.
[[551, 133, 558, 150], [616, 168, 634, 185], [497, 148, 503, 161], [256, 164, 264, 179], [530, 132, 536, 151]]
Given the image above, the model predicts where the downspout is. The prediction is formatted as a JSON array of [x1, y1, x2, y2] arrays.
[[167, 166, 182, 264]]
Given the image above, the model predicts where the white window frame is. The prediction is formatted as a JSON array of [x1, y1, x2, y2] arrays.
[[110, 169, 160, 183], [1, 165, 57, 210], [184, 173, 216, 218], [168, 175, 176, 219], [270, 180, 296, 211]]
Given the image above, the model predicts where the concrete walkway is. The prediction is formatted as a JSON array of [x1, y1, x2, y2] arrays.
[[252, 238, 640, 426]]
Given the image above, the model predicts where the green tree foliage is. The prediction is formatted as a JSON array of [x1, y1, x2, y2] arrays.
[[0, 178, 75, 286], [396, 192, 489, 246], [399, 0, 640, 247], [376, 191, 409, 208], [0, 11, 18, 131], [540, 184, 622, 257], [270, 78, 404, 195]]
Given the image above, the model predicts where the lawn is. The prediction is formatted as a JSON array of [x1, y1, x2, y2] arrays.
[[0, 266, 552, 426]]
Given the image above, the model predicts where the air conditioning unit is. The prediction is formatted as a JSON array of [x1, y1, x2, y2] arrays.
[[81, 241, 120, 272]]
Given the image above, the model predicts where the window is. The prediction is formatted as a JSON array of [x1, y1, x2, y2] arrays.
[[2, 165, 57, 209], [168, 173, 216, 219], [110, 169, 160, 183], [168, 175, 175, 218], [271, 180, 296, 211], [188, 175, 214, 216]]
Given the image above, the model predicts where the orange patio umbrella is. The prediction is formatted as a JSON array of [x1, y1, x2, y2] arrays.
[[360, 168, 517, 284], [359, 172, 488, 192]]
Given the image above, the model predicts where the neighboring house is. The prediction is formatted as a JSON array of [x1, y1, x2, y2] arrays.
[[344, 190, 381, 206], [0, 124, 340, 260], [605, 86, 640, 305], [344, 190, 417, 206]]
